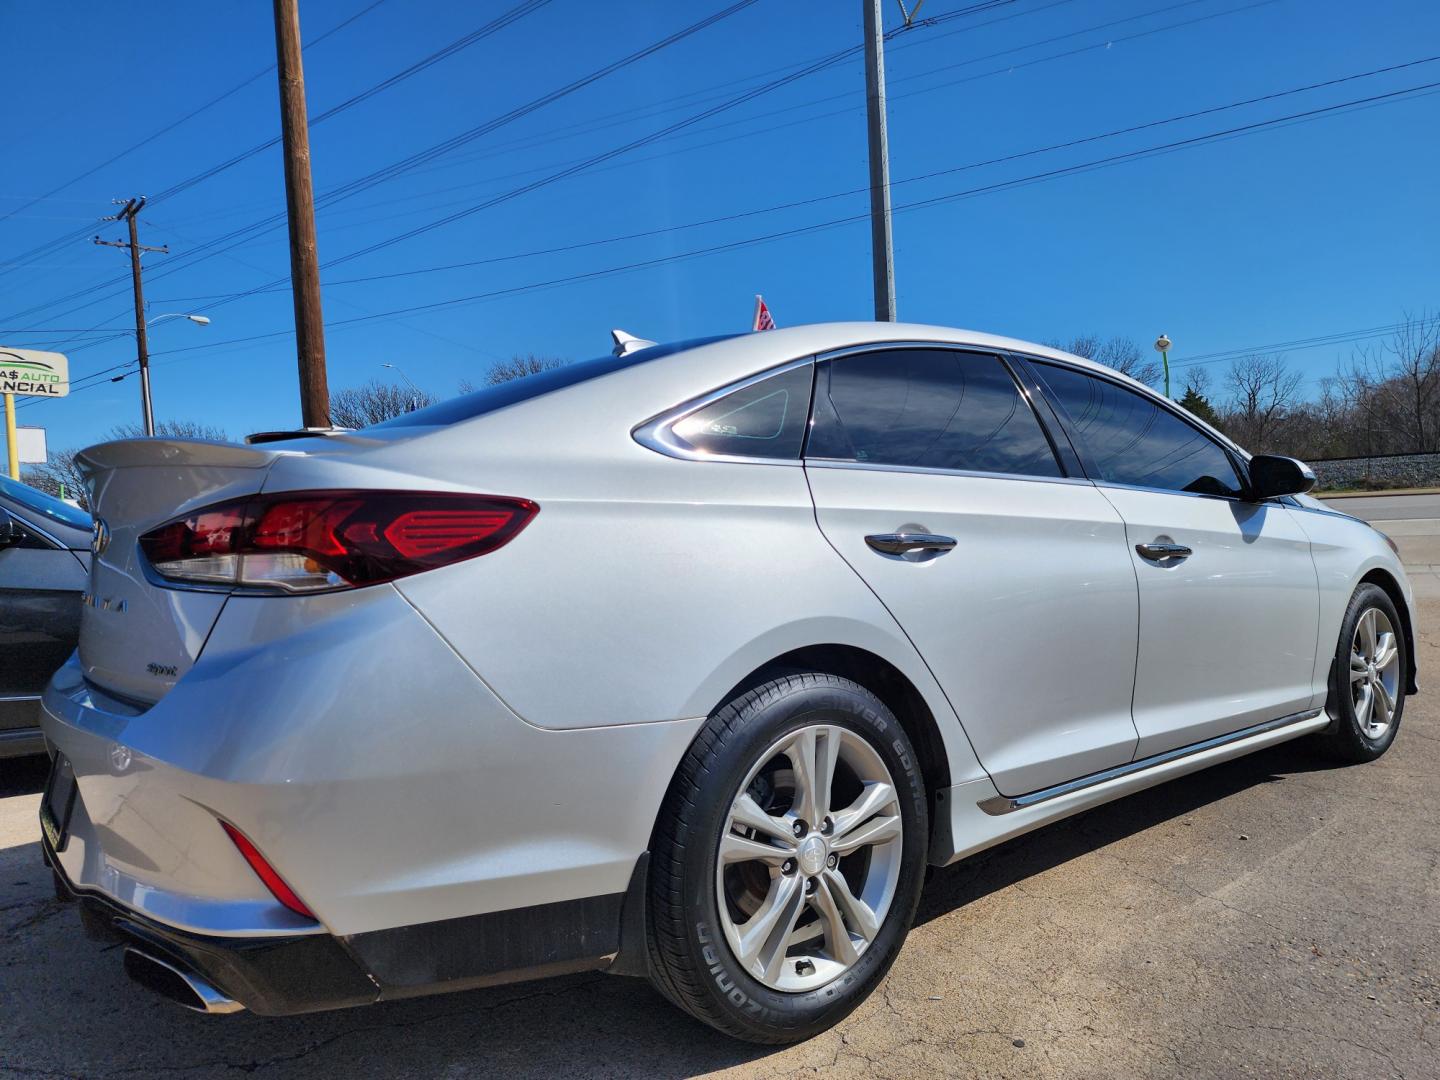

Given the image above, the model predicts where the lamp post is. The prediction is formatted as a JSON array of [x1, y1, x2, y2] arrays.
[[109, 314, 211, 431], [381, 363, 424, 411], [1155, 333, 1173, 398]]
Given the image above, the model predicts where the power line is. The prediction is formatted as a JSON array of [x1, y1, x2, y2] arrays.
[[0, 0, 765, 335], [0, 0, 550, 293], [106, 53, 1433, 312], [0, 0, 387, 254], [28, 72, 1434, 407]]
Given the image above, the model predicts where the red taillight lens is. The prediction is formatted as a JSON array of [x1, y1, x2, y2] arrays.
[[139, 490, 537, 593], [220, 821, 316, 920]]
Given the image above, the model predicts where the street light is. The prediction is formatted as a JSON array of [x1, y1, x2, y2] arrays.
[[381, 363, 424, 411], [1155, 333, 1172, 399], [110, 313, 211, 435]]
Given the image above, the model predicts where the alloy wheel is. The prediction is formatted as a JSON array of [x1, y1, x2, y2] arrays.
[[1350, 607, 1401, 739], [715, 723, 903, 992]]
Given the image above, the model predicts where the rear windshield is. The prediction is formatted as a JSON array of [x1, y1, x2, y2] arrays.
[[0, 475, 92, 531], [375, 335, 738, 431]]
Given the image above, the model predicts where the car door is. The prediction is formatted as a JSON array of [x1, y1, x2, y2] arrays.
[[804, 345, 1142, 796], [0, 504, 88, 737], [1030, 360, 1320, 759]]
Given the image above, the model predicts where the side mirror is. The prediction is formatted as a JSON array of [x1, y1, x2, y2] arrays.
[[1248, 455, 1316, 500]]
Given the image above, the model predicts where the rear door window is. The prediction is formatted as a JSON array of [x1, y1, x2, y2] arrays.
[[806, 348, 1063, 478]]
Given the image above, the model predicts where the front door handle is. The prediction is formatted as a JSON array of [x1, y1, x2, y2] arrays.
[[1135, 540, 1193, 561], [865, 532, 957, 556]]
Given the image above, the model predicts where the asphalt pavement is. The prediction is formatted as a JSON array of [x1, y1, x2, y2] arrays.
[[2, 515, 1438, 1078]]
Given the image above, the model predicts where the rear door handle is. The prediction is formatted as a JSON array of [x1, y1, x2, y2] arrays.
[[865, 533, 957, 555], [1135, 541, 1193, 561]]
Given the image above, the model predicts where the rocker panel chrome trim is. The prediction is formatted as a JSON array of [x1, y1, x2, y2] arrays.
[[977, 709, 1325, 815]]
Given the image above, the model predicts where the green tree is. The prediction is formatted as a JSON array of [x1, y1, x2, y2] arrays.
[[1178, 387, 1220, 426]]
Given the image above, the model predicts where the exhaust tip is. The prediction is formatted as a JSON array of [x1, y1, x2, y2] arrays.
[[122, 948, 245, 1015]]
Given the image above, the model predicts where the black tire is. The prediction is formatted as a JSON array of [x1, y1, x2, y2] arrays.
[[1315, 583, 1407, 763], [646, 673, 928, 1043]]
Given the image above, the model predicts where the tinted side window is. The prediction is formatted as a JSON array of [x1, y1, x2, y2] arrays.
[[1036, 362, 1243, 498], [807, 349, 1062, 478], [666, 364, 813, 459]]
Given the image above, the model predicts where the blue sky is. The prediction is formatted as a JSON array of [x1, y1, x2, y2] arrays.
[[3, 0, 1437, 450]]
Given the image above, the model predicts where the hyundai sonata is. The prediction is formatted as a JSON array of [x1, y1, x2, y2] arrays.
[[40, 323, 1414, 1043]]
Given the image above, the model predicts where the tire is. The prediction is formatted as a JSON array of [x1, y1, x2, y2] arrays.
[[1315, 583, 1407, 763], [646, 673, 928, 1043]]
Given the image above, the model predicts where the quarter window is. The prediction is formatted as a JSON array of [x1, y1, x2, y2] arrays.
[[1035, 362, 1243, 498], [806, 349, 1062, 478], [663, 363, 813, 459]]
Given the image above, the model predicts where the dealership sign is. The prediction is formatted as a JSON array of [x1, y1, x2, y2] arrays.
[[0, 348, 70, 398]]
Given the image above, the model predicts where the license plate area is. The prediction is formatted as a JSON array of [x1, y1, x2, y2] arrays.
[[41, 754, 77, 852]]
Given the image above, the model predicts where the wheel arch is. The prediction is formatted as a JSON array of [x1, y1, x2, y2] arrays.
[[710, 644, 954, 798], [1358, 568, 1419, 694]]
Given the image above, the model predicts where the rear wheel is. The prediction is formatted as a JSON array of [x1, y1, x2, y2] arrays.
[[646, 673, 928, 1043], [1316, 583, 1406, 762]]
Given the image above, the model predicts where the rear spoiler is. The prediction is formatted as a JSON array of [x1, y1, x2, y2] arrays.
[[245, 426, 353, 445], [76, 438, 278, 474]]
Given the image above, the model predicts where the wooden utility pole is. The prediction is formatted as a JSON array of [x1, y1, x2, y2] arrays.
[[95, 198, 168, 436], [863, 0, 896, 322], [273, 0, 330, 427]]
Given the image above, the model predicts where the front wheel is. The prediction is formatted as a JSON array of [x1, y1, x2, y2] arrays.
[[1316, 583, 1407, 762], [646, 673, 928, 1043]]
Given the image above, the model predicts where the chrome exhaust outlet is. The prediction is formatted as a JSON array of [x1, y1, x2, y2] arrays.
[[122, 948, 245, 1014]]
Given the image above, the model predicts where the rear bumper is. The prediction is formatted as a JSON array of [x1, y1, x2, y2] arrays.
[[46, 833, 644, 1016]]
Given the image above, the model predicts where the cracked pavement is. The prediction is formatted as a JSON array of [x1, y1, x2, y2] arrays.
[[2, 602, 1438, 1079]]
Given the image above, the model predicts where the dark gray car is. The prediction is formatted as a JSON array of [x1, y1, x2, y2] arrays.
[[0, 476, 89, 758]]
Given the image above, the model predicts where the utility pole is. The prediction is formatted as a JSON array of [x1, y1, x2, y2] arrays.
[[863, 0, 898, 322], [273, 0, 330, 427], [95, 197, 168, 436]]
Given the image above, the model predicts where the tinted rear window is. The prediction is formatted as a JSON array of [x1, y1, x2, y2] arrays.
[[374, 335, 739, 430]]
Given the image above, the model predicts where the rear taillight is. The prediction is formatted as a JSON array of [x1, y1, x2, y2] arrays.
[[220, 821, 316, 920], [139, 490, 537, 593]]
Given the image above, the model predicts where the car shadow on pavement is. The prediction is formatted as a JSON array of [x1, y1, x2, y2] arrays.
[[1, 741, 1356, 1078]]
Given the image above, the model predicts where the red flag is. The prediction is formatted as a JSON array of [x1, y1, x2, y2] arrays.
[[752, 294, 776, 332]]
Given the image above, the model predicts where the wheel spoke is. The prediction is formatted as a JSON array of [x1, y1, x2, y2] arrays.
[[831, 812, 902, 856], [1359, 609, 1378, 658], [720, 829, 795, 865], [730, 793, 794, 845], [736, 874, 807, 984], [821, 868, 880, 942], [831, 781, 897, 842], [1372, 634, 1398, 672], [787, 727, 839, 828], [1350, 651, 1370, 683], [808, 874, 860, 968], [1373, 676, 1395, 726], [1354, 684, 1374, 729]]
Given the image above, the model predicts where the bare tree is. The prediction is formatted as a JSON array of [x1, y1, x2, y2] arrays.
[[1382, 313, 1440, 453], [478, 354, 568, 387], [329, 380, 436, 429], [1050, 334, 1161, 386], [1222, 353, 1302, 452]]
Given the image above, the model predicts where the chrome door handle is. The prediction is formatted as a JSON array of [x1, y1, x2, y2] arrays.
[[1135, 541, 1193, 561], [865, 533, 957, 555]]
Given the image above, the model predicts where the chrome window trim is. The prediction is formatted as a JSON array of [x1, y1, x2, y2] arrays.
[[977, 708, 1325, 815], [804, 458, 1095, 487], [806, 341, 1071, 483], [0, 507, 67, 551], [631, 356, 814, 466]]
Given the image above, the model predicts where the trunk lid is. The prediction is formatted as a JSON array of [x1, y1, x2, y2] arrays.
[[77, 438, 281, 703]]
